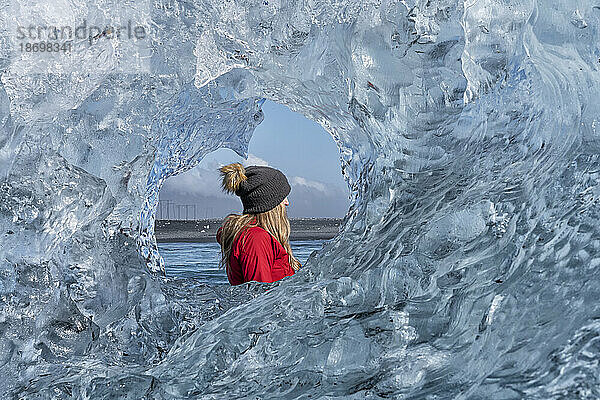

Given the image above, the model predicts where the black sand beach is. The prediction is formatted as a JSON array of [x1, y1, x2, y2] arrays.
[[154, 218, 343, 242]]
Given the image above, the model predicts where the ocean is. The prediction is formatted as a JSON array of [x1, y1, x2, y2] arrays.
[[158, 239, 328, 284]]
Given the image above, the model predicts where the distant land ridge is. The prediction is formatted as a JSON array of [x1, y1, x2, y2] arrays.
[[154, 218, 342, 243]]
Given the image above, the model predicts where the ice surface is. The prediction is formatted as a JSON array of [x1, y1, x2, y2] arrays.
[[1, 0, 600, 398]]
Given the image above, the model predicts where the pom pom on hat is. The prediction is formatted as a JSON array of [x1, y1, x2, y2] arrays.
[[219, 163, 247, 193]]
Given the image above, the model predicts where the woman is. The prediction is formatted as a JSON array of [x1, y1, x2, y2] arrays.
[[216, 163, 301, 285]]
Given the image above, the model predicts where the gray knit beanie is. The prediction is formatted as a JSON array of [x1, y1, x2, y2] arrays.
[[219, 163, 291, 214]]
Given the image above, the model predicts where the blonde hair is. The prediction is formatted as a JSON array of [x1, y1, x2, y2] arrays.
[[217, 163, 301, 272]]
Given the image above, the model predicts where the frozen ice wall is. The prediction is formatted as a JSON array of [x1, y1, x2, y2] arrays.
[[1, 0, 600, 398]]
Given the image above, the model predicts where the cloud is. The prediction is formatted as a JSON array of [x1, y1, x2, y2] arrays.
[[161, 164, 225, 198], [162, 153, 269, 199], [159, 159, 351, 218], [243, 153, 269, 167], [286, 176, 349, 217], [289, 176, 328, 193]]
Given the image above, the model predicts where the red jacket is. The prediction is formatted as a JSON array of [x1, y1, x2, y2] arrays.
[[216, 225, 295, 285]]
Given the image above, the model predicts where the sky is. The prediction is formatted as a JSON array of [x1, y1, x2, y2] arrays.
[[158, 100, 350, 218]]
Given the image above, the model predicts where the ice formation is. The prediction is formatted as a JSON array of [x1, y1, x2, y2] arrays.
[[1, 0, 600, 398]]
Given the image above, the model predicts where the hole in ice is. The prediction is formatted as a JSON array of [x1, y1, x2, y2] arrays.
[[155, 100, 349, 284]]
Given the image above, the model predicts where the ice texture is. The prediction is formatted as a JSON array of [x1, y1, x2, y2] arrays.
[[1, 0, 600, 398]]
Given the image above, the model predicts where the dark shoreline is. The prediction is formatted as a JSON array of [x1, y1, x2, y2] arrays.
[[154, 218, 342, 243]]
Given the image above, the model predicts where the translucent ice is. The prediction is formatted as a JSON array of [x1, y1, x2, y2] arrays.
[[1, 0, 600, 398]]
